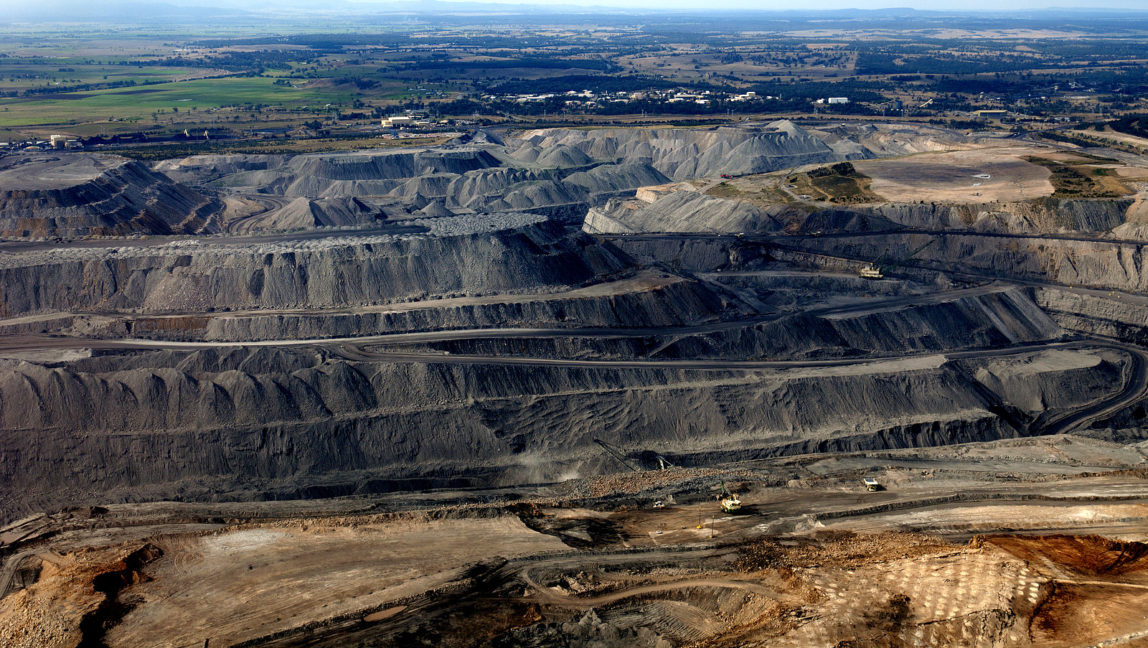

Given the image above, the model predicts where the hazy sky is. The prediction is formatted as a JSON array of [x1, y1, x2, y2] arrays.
[[16, 0, 1147, 10], [7, 0, 1148, 17], [304, 0, 1148, 9]]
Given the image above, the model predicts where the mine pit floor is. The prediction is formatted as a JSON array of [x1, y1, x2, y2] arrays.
[[5, 435, 1148, 648]]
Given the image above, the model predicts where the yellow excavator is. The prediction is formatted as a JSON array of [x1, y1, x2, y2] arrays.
[[859, 239, 935, 280], [718, 482, 741, 514]]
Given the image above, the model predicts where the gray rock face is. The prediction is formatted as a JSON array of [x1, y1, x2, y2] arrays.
[[971, 348, 1124, 414], [508, 143, 595, 168], [159, 149, 670, 223], [663, 287, 1061, 359], [0, 219, 630, 316], [287, 148, 501, 182], [0, 153, 222, 237], [152, 153, 288, 185], [799, 209, 901, 234], [0, 343, 1071, 521], [584, 192, 787, 234], [2, 121, 1137, 525], [561, 163, 670, 196], [109, 274, 727, 342], [510, 121, 845, 180], [1036, 287, 1148, 345], [856, 198, 1133, 234], [254, 197, 386, 230], [185, 148, 502, 199], [798, 232, 1148, 293], [134, 122, 906, 235]]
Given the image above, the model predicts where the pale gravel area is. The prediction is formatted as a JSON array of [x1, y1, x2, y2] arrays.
[[821, 502, 1148, 534], [0, 153, 124, 190], [978, 348, 1101, 378], [853, 147, 1055, 204], [108, 516, 568, 648]]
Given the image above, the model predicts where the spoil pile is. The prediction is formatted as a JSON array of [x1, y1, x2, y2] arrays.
[[0, 154, 222, 237]]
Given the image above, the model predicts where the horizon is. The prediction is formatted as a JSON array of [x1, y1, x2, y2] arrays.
[[5, 0, 1148, 19]]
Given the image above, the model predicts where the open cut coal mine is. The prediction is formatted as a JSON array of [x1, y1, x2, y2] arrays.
[[4, 118, 1148, 648], [1, 120, 1146, 516]]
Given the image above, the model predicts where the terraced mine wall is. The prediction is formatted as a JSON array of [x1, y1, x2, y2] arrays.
[[661, 287, 1061, 360], [964, 348, 1127, 414], [126, 277, 728, 342], [0, 220, 629, 317], [796, 232, 1148, 292], [604, 237, 773, 273], [0, 347, 1090, 522], [1036, 287, 1148, 345], [857, 199, 1134, 234], [158, 149, 668, 227], [603, 237, 940, 282]]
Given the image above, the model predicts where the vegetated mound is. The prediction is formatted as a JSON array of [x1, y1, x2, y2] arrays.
[[1023, 155, 1134, 199], [510, 121, 845, 180], [0, 153, 222, 238], [787, 161, 882, 204], [1110, 114, 1148, 140], [0, 215, 630, 316], [584, 191, 786, 234]]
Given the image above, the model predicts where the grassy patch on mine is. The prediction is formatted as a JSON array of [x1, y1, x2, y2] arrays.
[[704, 178, 813, 212], [1023, 156, 1132, 199], [786, 162, 881, 204], [705, 181, 742, 199]]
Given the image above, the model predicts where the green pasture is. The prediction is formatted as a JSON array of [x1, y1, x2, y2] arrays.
[[0, 64, 205, 92], [0, 76, 362, 127]]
